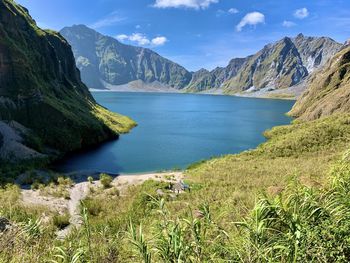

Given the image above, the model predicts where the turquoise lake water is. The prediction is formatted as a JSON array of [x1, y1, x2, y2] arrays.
[[57, 92, 295, 174]]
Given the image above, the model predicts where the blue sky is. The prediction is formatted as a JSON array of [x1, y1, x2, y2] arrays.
[[17, 0, 350, 71]]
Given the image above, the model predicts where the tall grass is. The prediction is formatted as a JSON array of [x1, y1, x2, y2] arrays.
[[1, 114, 350, 261]]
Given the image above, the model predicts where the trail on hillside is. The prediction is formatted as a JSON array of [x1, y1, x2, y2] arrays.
[[21, 172, 183, 239]]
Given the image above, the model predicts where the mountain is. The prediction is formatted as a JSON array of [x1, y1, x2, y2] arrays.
[[60, 25, 192, 90], [0, 0, 135, 162], [289, 44, 350, 121], [191, 34, 341, 95], [186, 58, 249, 92], [60, 25, 341, 97]]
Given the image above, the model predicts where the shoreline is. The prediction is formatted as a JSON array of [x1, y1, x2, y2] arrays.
[[90, 88, 298, 101], [20, 171, 184, 239]]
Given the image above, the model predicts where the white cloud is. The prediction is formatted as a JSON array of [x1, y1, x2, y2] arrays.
[[91, 11, 125, 29], [116, 33, 168, 46], [294, 8, 309, 19], [236, 12, 265, 32], [116, 34, 129, 41], [217, 8, 238, 17], [228, 8, 239, 14], [151, 36, 168, 46], [282, 20, 296, 27], [153, 0, 218, 10], [129, 33, 151, 45], [136, 25, 141, 29]]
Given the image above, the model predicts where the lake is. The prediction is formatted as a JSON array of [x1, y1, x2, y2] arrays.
[[57, 92, 294, 174]]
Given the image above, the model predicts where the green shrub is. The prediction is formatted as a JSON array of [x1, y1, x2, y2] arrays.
[[84, 198, 102, 216], [100, 173, 113, 189], [88, 176, 94, 184], [57, 177, 74, 187], [53, 213, 70, 230], [107, 187, 120, 197], [31, 181, 40, 190]]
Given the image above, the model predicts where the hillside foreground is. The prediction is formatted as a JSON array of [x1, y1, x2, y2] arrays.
[[1, 112, 350, 262]]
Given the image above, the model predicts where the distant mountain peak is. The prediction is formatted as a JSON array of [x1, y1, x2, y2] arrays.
[[296, 33, 305, 39], [60, 25, 192, 90], [190, 34, 341, 94], [60, 25, 342, 95]]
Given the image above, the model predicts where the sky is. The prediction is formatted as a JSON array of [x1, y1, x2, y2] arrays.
[[16, 0, 350, 71]]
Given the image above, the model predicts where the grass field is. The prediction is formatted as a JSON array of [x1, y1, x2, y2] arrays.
[[1, 114, 350, 262]]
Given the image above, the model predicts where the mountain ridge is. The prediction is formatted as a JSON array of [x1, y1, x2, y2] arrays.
[[60, 24, 192, 90], [60, 25, 342, 98]]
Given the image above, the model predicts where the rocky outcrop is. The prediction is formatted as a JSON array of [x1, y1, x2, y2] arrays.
[[289, 45, 350, 121], [221, 35, 342, 94], [292, 33, 342, 73], [0, 0, 135, 163], [188, 35, 341, 95], [60, 25, 192, 90], [60, 25, 341, 97], [223, 37, 309, 92], [186, 58, 248, 91]]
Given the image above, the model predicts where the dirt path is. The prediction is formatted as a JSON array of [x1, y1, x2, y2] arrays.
[[56, 181, 91, 239], [21, 172, 183, 239]]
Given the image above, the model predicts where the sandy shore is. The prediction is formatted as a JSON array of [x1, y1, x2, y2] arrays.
[[21, 171, 184, 239], [114, 172, 183, 191]]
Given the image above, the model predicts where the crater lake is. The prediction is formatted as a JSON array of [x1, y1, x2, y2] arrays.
[[57, 92, 295, 174]]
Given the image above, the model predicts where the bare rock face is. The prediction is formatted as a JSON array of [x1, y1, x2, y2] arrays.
[[60, 25, 342, 96], [0, 121, 46, 161], [186, 58, 248, 92], [188, 34, 341, 94], [221, 35, 342, 94], [0, 0, 134, 164], [292, 33, 343, 73], [290, 45, 350, 121]]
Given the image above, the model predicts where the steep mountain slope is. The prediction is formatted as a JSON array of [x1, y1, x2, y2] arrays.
[[60, 25, 192, 90], [222, 35, 341, 93], [60, 26, 341, 96], [0, 0, 135, 162], [186, 57, 248, 92], [189, 35, 341, 95], [289, 45, 350, 121], [292, 33, 342, 73], [223, 37, 309, 92]]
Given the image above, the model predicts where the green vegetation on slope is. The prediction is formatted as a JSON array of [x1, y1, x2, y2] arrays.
[[2, 111, 350, 262], [0, 0, 136, 167], [1, 2, 349, 262], [60, 25, 192, 90], [290, 45, 350, 121]]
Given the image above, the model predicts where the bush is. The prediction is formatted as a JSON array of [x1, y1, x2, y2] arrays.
[[88, 176, 94, 184], [84, 198, 102, 216], [100, 173, 113, 189], [57, 177, 74, 187], [106, 187, 120, 197], [31, 181, 40, 190], [53, 213, 70, 230]]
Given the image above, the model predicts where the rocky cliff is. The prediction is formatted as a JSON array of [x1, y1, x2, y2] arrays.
[[60, 26, 342, 98], [186, 58, 248, 92], [289, 45, 350, 121], [0, 0, 135, 162], [187, 34, 341, 95], [60, 25, 192, 90]]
